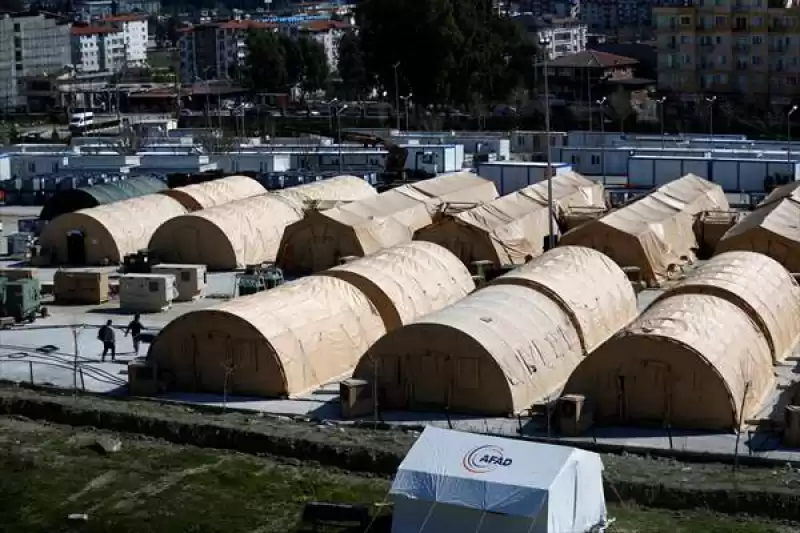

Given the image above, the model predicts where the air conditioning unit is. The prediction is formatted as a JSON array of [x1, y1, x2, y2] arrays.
[[340, 378, 374, 419], [556, 394, 594, 437], [783, 405, 800, 447]]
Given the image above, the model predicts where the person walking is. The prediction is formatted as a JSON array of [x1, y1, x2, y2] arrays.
[[98, 320, 116, 362], [125, 314, 144, 357]]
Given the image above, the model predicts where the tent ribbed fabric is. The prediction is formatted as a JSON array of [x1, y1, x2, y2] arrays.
[[490, 246, 638, 354], [564, 293, 774, 430], [559, 174, 728, 286], [40, 175, 168, 221], [273, 175, 377, 210], [716, 183, 800, 273], [276, 173, 498, 274], [159, 175, 266, 211], [651, 251, 800, 363], [39, 194, 188, 265], [149, 276, 386, 397], [148, 194, 304, 270], [415, 174, 606, 268], [315, 242, 475, 331], [353, 285, 584, 415]]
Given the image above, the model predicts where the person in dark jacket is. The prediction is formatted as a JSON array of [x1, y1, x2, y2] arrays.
[[125, 314, 144, 356], [98, 320, 116, 362]]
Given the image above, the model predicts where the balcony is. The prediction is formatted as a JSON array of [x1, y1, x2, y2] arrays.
[[699, 40, 715, 48], [732, 25, 749, 32], [733, 43, 750, 51], [769, 45, 786, 53]]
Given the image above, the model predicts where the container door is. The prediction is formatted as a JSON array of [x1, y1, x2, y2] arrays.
[[412, 351, 450, 408]]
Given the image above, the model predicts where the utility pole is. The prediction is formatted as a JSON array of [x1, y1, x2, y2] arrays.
[[393, 61, 400, 131], [540, 36, 555, 250]]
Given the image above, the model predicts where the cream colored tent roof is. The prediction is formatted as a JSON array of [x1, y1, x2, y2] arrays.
[[415, 173, 606, 267], [316, 242, 474, 331], [148, 194, 303, 270], [276, 173, 498, 273], [415, 186, 556, 266], [518, 170, 607, 215], [652, 251, 800, 362], [559, 174, 729, 284], [159, 175, 266, 211], [273, 175, 377, 210], [40, 194, 188, 265], [716, 196, 800, 273], [564, 293, 774, 430], [756, 181, 800, 208], [491, 246, 638, 353], [353, 284, 583, 415], [149, 275, 386, 397]]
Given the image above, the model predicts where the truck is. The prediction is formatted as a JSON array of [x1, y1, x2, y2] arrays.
[[0, 278, 47, 326]]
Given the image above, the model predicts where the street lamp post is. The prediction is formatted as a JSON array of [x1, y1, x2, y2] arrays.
[[705, 96, 717, 138], [336, 104, 348, 173], [539, 36, 555, 250], [788, 105, 798, 162], [656, 97, 667, 149], [400, 94, 412, 131], [597, 97, 607, 185], [393, 62, 401, 131]]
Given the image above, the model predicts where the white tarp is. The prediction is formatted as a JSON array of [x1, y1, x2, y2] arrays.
[[390, 427, 607, 533]]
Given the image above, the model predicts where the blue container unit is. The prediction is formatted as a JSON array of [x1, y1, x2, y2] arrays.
[[627, 155, 800, 193]]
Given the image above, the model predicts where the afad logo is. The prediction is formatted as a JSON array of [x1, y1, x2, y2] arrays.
[[462, 444, 513, 474]]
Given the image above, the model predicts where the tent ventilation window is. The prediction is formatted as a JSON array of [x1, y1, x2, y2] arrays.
[[457, 359, 480, 390]]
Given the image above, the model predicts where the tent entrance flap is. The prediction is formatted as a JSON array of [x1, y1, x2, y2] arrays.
[[413, 352, 450, 407], [621, 360, 671, 424], [66, 230, 86, 265]]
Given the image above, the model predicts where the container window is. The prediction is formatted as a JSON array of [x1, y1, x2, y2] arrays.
[[181, 271, 190, 282], [148, 281, 158, 292]]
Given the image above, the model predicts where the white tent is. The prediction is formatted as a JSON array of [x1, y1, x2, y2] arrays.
[[390, 427, 607, 533]]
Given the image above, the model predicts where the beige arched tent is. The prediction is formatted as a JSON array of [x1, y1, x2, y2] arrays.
[[40, 194, 187, 265], [490, 246, 638, 354], [148, 194, 303, 270], [415, 173, 606, 267], [650, 251, 800, 363], [159, 175, 266, 211], [352, 284, 584, 415], [277, 173, 498, 274], [716, 189, 800, 274], [316, 242, 474, 331], [273, 175, 377, 210], [149, 276, 386, 397], [559, 174, 728, 286], [564, 293, 774, 430]]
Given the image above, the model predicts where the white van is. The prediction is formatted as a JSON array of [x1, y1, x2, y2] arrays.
[[69, 110, 94, 129]]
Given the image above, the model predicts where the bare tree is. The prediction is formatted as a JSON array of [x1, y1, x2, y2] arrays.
[[220, 354, 240, 410], [196, 131, 237, 154], [110, 128, 146, 155]]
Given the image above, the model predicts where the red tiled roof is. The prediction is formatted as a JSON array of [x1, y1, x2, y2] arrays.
[[180, 20, 277, 33], [548, 50, 638, 68], [71, 24, 120, 36], [99, 13, 148, 23], [299, 20, 350, 32]]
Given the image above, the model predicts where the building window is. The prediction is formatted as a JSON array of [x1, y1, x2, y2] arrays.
[[752, 36, 763, 44], [680, 16, 691, 25], [752, 55, 762, 65], [13, 23, 20, 32], [591, 155, 600, 165]]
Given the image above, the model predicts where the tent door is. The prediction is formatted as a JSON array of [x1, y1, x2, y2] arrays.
[[183, 335, 197, 390], [66, 230, 86, 265], [177, 227, 199, 262], [620, 360, 671, 424], [197, 330, 231, 392], [412, 351, 450, 408]]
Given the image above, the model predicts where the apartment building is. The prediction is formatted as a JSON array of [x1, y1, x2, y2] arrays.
[[0, 12, 71, 111], [654, 0, 800, 98], [98, 14, 149, 67], [287, 20, 350, 71], [70, 24, 126, 73], [179, 20, 277, 82], [584, 0, 685, 32], [516, 14, 588, 59]]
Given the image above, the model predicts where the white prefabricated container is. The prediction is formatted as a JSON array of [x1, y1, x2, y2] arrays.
[[119, 273, 178, 313], [509, 131, 566, 153], [6, 232, 33, 255], [151, 264, 207, 302], [628, 155, 800, 192], [476, 161, 573, 195], [555, 147, 628, 176], [212, 153, 292, 174], [403, 145, 464, 173]]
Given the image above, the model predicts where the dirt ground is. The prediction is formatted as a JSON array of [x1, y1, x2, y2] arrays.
[[3, 384, 800, 496], [0, 416, 797, 533]]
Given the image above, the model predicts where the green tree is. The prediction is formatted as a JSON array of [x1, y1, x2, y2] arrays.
[[337, 31, 368, 100], [356, 0, 536, 107], [297, 36, 330, 92], [244, 30, 287, 92], [279, 34, 304, 88]]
